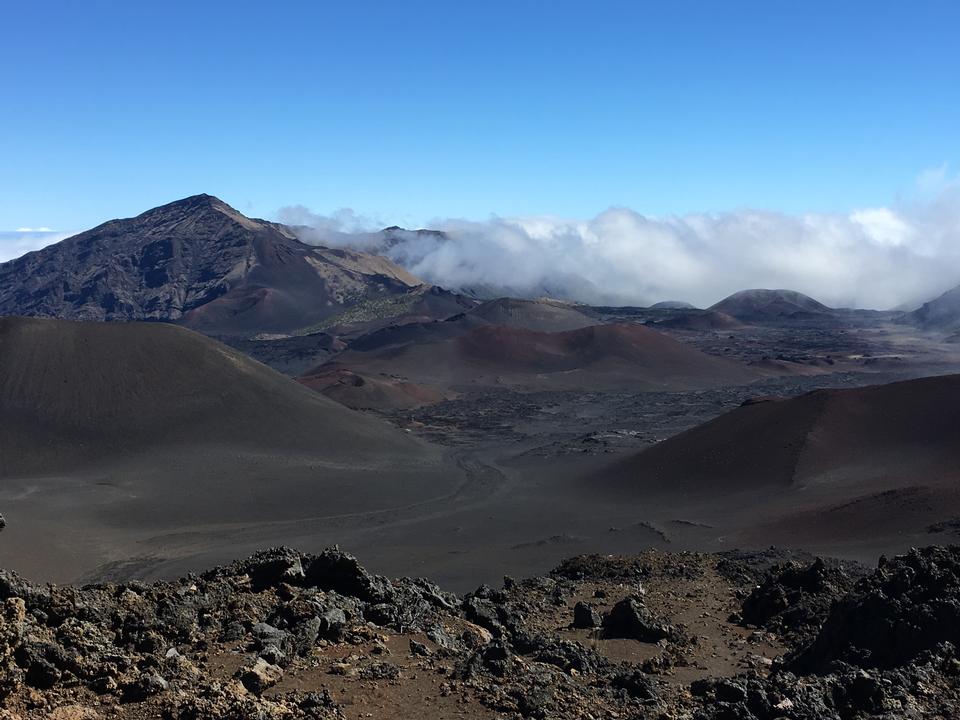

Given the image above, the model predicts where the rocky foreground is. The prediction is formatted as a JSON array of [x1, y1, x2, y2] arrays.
[[0, 546, 958, 720]]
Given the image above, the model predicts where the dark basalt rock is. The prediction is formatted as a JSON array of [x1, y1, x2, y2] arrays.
[[611, 669, 659, 701], [571, 601, 601, 629], [304, 548, 395, 604], [120, 672, 168, 702], [458, 639, 513, 679], [531, 638, 607, 674], [463, 596, 504, 636], [551, 554, 650, 582], [740, 558, 854, 646], [602, 597, 676, 642], [792, 545, 960, 671], [237, 547, 306, 590]]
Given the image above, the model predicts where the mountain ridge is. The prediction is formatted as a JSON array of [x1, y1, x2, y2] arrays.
[[0, 195, 423, 335], [907, 283, 960, 331]]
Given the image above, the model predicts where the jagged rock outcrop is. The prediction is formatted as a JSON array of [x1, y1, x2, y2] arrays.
[[792, 545, 960, 671]]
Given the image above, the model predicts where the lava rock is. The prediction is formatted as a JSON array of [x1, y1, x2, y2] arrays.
[[120, 672, 168, 702], [602, 597, 675, 642], [741, 558, 853, 646], [793, 546, 960, 671], [463, 596, 503, 635], [243, 548, 306, 590], [304, 548, 394, 603], [572, 601, 601, 629], [611, 669, 659, 701], [238, 657, 284, 695], [532, 638, 606, 674], [409, 640, 431, 656]]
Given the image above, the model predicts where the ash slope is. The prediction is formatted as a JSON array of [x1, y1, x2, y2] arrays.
[[0, 317, 466, 582], [0, 195, 421, 335], [606, 374, 960, 552], [320, 320, 759, 393]]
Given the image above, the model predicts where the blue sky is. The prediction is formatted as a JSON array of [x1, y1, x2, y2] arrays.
[[2, 0, 958, 232]]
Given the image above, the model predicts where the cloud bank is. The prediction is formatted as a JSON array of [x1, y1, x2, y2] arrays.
[[0, 231, 74, 263], [279, 175, 960, 311]]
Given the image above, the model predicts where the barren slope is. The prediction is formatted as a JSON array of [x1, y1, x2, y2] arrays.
[[0, 317, 465, 582], [602, 374, 960, 551], [320, 321, 759, 393]]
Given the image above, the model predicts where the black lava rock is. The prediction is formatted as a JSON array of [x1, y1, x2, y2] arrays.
[[602, 597, 675, 642], [572, 601, 601, 629]]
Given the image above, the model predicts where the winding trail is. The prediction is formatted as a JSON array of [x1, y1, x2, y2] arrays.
[[83, 449, 514, 583]]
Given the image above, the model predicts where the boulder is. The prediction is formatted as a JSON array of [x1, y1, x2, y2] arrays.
[[238, 657, 283, 695], [572, 601, 601, 629], [602, 597, 675, 642]]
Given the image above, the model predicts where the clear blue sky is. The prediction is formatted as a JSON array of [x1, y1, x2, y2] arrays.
[[2, 0, 958, 231]]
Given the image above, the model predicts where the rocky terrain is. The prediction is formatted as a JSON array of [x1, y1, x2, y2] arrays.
[[0, 544, 958, 719]]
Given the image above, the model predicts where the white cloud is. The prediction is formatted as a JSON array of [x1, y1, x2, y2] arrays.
[[280, 178, 960, 310], [849, 208, 914, 247], [0, 230, 74, 263]]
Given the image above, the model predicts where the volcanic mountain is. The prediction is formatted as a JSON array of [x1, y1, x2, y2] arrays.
[[709, 289, 832, 322], [316, 319, 759, 394], [0, 316, 465, 581], [0, 195, 422, 335], [907, 283, 960, 332], [604, 374, 960, 552]]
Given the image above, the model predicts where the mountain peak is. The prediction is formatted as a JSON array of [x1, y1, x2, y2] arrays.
[[146, 193, 227, 212], [140, 193, 240, 216], [138, 193, 257, 227], [0, 195, 422, 334]]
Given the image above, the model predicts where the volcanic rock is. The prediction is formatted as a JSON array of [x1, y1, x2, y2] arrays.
[[602, 597, 675, 642]]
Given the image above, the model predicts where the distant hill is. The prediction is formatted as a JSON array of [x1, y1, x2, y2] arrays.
[[319, 320, 759, 394], [653, 310, 745, 331], [649, 300, 696, 310], [709, 289, 832, 322], [468, 297, 598, 332], [298, 368, 448, 411], [0, 195, 422, 335], [602, 374, 960, 550], [907, 284, 960, 331]]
